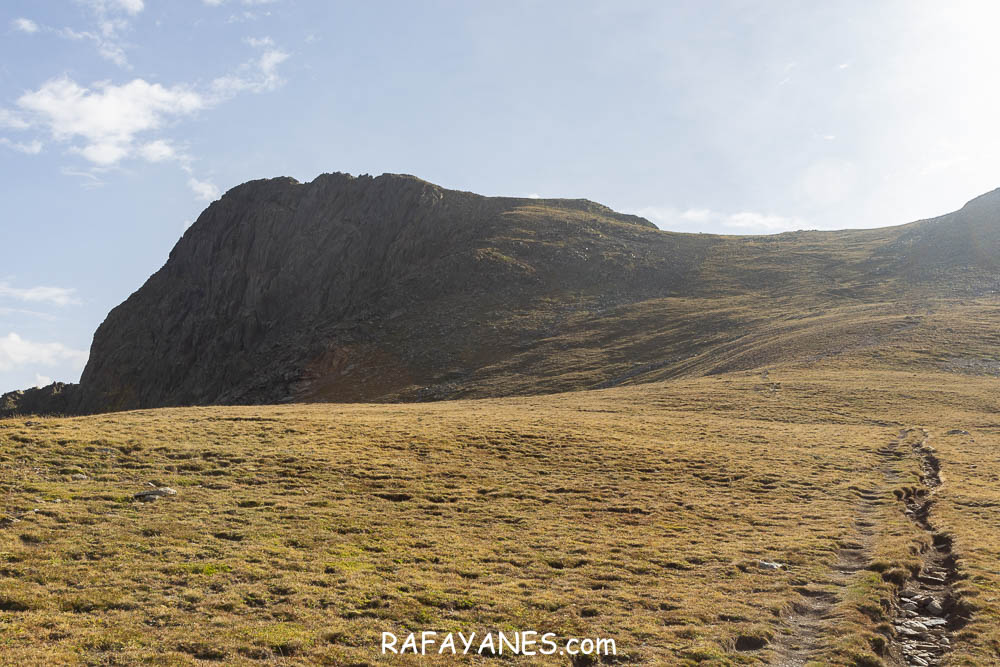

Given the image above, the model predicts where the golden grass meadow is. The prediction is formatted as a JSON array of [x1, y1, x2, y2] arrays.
[[4, 296, 1000, 665]]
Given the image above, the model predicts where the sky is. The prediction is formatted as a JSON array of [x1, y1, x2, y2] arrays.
[[1, 0, 1000, 393]]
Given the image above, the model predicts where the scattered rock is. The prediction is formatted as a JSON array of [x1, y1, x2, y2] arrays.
[[133, 487, 178, 502], [925, 598, 944, 616], [71, 473, 88, 481], [756, 560, 786, 570]]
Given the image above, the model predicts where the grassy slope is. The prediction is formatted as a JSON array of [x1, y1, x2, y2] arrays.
[[338, 196, 1000, 405], [4, 314, 1000, 665]]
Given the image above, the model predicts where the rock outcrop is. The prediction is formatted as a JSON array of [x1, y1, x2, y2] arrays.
[[70, 172, 706, 412], [4, 172, 1000, 417], [0, 382, 79, 417]]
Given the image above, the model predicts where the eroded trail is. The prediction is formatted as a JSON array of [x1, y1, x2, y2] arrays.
[[770, 466, 884, 665], [773, 428, 969, 666], [886, 429, 967, 666]]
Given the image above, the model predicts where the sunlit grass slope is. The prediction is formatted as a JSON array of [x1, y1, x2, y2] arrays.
[[3, 359, 1000, 665]]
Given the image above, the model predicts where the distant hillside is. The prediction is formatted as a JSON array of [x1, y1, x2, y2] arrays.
[[4, 173, 1000, 416]]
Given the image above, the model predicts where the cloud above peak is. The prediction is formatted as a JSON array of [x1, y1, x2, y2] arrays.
[[187, 177, 220, 201], [16, 77, 203, 166], [8, 44, 291, 169], [2, 22, 291, 204]]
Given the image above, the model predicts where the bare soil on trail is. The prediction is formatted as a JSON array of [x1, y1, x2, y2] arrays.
[[771, 428, 971, 667]]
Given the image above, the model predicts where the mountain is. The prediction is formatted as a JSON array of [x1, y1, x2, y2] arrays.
[[4, 173, 1000, 416]]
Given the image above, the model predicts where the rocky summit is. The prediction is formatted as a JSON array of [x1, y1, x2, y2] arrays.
[[3, 172, 1000, 417]]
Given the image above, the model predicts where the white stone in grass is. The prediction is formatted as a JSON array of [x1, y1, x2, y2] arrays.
[[756, 560, 786, 570], [133, 487, 178, 502]]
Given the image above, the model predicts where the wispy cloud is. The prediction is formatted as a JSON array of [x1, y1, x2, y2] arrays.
[[2, 21, 291, 204], [7, 57, 291, 167], [55, 0, 147, 68], [0, 307, 59, 322], [12, 17, 39, 33], [243, 36, 274, 48], [634, 206, 807, 234], [137, 139, 178, 162], [187, 177, 220, 201], [82, 0, 145, 16], [205, 0, 278, 4], [0, 108, 29, 129], [211, 48, 289, 97], [0, 137, 43, 154], [0, 332, 88, 373], [61, 166, 107, 188], [0, 282, 81, 306]]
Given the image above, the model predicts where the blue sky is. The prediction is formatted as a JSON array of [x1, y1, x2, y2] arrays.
[[1, 0, 999, 393]]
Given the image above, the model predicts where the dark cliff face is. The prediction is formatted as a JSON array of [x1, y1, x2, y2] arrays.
[[70, 172, 697, 412], [7, 172, 1000, 418], [0, 382, 78, 417]]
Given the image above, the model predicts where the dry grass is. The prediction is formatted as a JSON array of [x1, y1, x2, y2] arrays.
[[3, 355, 1000, 664]]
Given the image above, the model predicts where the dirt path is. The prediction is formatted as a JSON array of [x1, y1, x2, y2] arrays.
[[885, 428, 967, 666], [771, 428, 968, 666], [769, 464, 885, 665]]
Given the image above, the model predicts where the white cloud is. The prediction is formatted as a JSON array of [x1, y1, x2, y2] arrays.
[[62, 0, 145, 67], [74, 142, 129, 165], [7, 54, 289, 169], [3, 31, 288, 203], [0, 108, 29, 129], [61, 167, 106, 188], [0, 333, 88, 373], [0, 138, 43, 154], [59, 27, 125, 63], [0, 282, 81, 306], [634, 206, 807, 234], [679, 208, 712, 222], [16, 77, 203, 166], [244, 36, 274, 48], [83, 0, 145, 17], [34, 374, 53, 388], [137, 139, 177, 162], [211, 49, 289, 97], [117, 0, 145, 13], [0, 307, 58, 321], [188, 177, 220, 201], [12, 17, 39, 33], [724, 211, 804, 231], [228, 11, 272, 24]]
